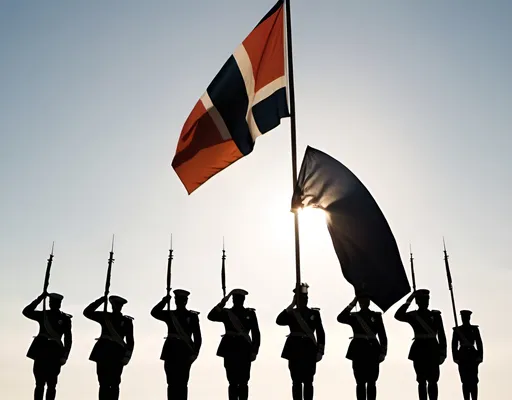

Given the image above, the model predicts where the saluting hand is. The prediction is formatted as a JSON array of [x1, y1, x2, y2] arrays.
[[406, 291, 416, 303], [162, 294, 172, 302]]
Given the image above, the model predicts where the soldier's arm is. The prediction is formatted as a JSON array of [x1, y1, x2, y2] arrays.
[[250, 311, 261, 355], [191, 313, 202, 354], [315, 310, 326, 355], [276, 309, 291, 326], [83, 297, 105, 321], [475, 327, 483, 361], [124, 318, 134, 359], [337, 297, 357, 324], [376, 313, 388, 356], [150, 297, 168, 321], [207, 305, 225, 322], [63, 315, 73, 359], [394, 300, 413, 322], [436, 312, 447, 355], [22, 294, 45, 320], [451, 329, 459, 361]]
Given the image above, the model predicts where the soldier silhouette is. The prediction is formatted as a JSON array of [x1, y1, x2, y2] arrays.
[[207, 288, 260, 400], [395, 289, 446, 400], [151, 289, 202, 400], [83, 295, 134, 400], [452, 310, 483, 400], [276, 283, 325, 400], [337, 292, 387, 400], [23, 292, 72, 400]]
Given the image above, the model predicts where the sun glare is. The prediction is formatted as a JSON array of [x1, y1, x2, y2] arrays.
[[297, 207, 328, 238]]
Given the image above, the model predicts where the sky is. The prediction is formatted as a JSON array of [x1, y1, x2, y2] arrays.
[[1, 0, 511, 399]]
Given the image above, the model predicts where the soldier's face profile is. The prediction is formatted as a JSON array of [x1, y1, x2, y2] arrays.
[[461, 314, 471, 324], [111, 303, 123, 313], [415, 296, 429, 309], [175, 297, 188, 308], [298, 294, 308, 307], [49, 298, 61, 311], [358, 297, 370, 309], [232, 294, 245, 307]]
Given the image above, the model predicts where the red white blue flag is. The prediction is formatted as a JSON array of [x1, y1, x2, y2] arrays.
[[172, 0, 289, 194]]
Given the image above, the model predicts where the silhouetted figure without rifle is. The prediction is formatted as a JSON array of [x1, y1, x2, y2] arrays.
[[23, 292, 72, 400], [151, 289, 202, 400], [208, 288, 260, 400], [337, 292, 387, 400], [84, 295, 134, 400], [395, 289, 446, 400], [452, 310, 483, 400], [276, 283, 325, 400]]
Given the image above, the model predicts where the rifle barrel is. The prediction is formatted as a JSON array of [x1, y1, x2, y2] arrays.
[[443, 238, 458, 326]]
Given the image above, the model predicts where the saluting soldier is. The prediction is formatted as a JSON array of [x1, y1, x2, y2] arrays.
[[452, 310, 483, 400], [207, 288, 260, 400], [84, 295, 134, 400], [337, 292, 387, 400], [395, 289, 446, 400], [23, 292, 72, 400], [276, 283, 325, 400], [151, 289, 202, 400]]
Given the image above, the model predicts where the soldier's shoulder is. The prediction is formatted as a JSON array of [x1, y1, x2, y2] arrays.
[[246, 307, 256, 312], [189, 310, 200, 316], [371, 310, 382, 316], [431, 309, 442, 315], [124, 315, 134, 321], [63, 312, 73, 319], [311, 307, 320, 311]]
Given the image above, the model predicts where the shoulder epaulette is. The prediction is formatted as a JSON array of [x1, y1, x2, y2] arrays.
[[190, 310, 200, 315], [125, 315, 134, 320], [311, 307, 320, 311], [374, 311, 382, 316], [247, 308, 256, 312], [432, 310, 441, 314]]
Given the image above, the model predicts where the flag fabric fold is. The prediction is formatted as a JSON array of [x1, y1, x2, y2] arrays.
[[291, 146, 411, 311], [172, 0, 289, 194]]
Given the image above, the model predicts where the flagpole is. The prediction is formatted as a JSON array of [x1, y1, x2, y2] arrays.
[[285, 0, 302, 295]]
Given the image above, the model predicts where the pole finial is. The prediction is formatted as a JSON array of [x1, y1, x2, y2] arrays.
[[111, 234, 115, 252], [51, 241, 55, 255]]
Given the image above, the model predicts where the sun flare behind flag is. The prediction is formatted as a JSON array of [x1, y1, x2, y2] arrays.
[[172, 0, 289, 194]]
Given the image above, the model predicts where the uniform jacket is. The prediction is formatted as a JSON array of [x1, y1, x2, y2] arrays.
[[276, 307, 325, 361], [452, 324, 483, 364], [207, 305, 260, 360], [337, 308, 387, 362], [151, 299, 202, 361], [23, 298, 72, 361], [395, 304, 447, 362], [83, 299, 134, 363]]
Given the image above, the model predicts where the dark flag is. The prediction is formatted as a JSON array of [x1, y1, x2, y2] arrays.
[[291, 146, 410, 311]]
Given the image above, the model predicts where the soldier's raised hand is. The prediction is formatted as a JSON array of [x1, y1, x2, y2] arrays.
[[162, 294, 172, 302]]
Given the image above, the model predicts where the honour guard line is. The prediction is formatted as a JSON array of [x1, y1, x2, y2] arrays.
[[23, 1, 484, 400]]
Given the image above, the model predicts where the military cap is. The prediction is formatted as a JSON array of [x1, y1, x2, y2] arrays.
[[293, 283, 309, 294], [460, 310, 472, 316], [109, 295, 127, 305], [231, 288, 248, 296], [415, 289, 430, 297], [48, 293, 63, 301], [173, 289, 190, 297]]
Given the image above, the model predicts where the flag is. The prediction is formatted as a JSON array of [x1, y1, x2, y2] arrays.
[[291, 146, 411, 311], [172, 0, 289, 194]]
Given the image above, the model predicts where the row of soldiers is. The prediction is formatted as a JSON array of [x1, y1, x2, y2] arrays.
[[23, 284, 483, 400]]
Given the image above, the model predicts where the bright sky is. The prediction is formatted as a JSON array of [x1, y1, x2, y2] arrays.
[[1, 1, 511, 399]]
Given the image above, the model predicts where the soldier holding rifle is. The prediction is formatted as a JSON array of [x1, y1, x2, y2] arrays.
[[23, 244, 72, 400], [84, 238, 134, 400], [395, 289, 446, 400], [208, 288, 260, 400]]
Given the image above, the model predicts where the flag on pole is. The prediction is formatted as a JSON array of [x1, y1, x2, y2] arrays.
[[172, 0, 289, 194], [291, 146, 411, 311]]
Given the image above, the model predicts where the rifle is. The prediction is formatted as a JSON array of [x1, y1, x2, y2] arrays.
[[443, 238, 459, 326], [42, 242, 55, 313], [166, 235, 173, 311], [221, 237, 226, 298], [409, 244, 416, 291], [103, 235, 115, 312]]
